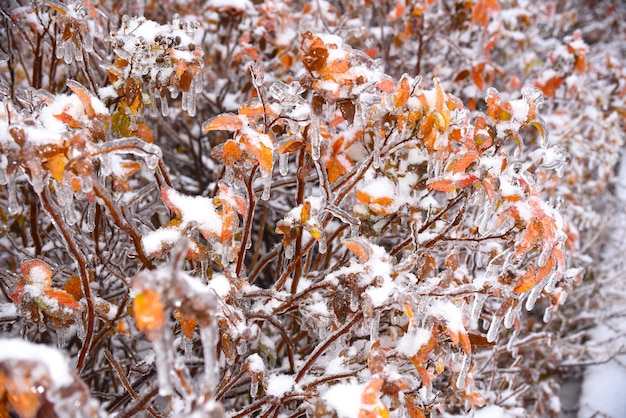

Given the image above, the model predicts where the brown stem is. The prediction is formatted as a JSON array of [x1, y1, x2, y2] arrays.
[[236, 165, 258, 278], [249, 313, 295, 372], [295, 312, 363, 383], [29, 189, 42, 256], [40, 188, 95, 373], [290, 149, 307, 294], [91, 176, 155, 270], [103, 349, 162, 417], [118, 384, 161, 418]]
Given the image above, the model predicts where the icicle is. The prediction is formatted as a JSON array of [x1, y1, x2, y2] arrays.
[[200, 323, 219, 392], [160, 96, 170, 117], [7, 180, 19, 214], [525, 282, 543, 311], [284, 243, 295, 259], [56, 327, 67, 348], [154, 336, 174, 396], [543, 306, 553, 322], [99, 154, 112, 177], [326, 101, 336, 122], [182, 89, 196, 117], [349, 293, 360, 312], [504, 302, 518, 329], [372, 134, 381, 170], [544, 272, 558, 294], [236, 339, 248, 355], [250, 375, 259, 399], [261, 172, 272, 201], [370, 312, 380, 343], [85, 201, 96, 232], [318, 235, 327, 254], [82, 31, 93, 53], [64, 205, 78, 226], [183, 335, 193, 362], [279, 152, 289, 176], [470, 294, 487, 322], [145, 154, 160, 170], [64, 41, 74, 65], [456, 354, 471, 390], [310, 117, 321, 161], [486, 313, 503, 343]]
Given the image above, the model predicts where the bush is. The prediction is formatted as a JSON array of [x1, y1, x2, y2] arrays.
[[0, 0, 624, 417]]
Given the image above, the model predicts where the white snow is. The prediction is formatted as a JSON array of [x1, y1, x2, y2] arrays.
[[266, 373, 295, 397], [245, 353, 265, 373], [207, 273, 231, 298], [429, 300, 465, 333], [0, 339, 75, 387], [396, 327, 431, 357], [322, 382, 366, 418]]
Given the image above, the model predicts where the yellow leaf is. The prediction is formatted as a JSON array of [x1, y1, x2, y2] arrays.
[[301, 201, 312, 223], [46, 153, 67, 182]]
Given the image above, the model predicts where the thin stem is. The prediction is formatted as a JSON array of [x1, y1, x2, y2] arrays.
[[295, 312, 363, 383], [91, 176, 155, 270], [40, 187, 95, 373], [236, 165, 258, 278]]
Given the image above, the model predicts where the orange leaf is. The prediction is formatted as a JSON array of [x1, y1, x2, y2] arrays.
[[377, 77, 395, 93], [428, 179, 455, 192], [223, 140, 242, 165], [5, 375, 41, 418], [134, 289, 165, 340], [393, 76, 411, 107], [21, 260, 52, 288], [514, 265, 536, 293], [355, 190, 371, 204], [202, 113, 243, 132], [341, 238, 371, 262], [451, 152, 479, 174], [241, 134, 274, 173], [359, 377, 389, 418], [472, 0, 500, 28], [67, 80, 96, 119], [174, 310, 197, 339], [136, 122, 154, 143], [42, 288, 81, 312], [62, 275, 84, 300], [534, 76, 564, 97], [515, 219, 541, 257], [372, 196, 393, 206], [326, 155, 348, 184]]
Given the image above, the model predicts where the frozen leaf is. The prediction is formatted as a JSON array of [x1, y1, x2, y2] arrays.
[[202, 114, 243, 132], [133, 289, 165, 341]]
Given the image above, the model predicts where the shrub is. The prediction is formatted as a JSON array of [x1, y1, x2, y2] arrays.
[[0, 0, 624, 417]]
